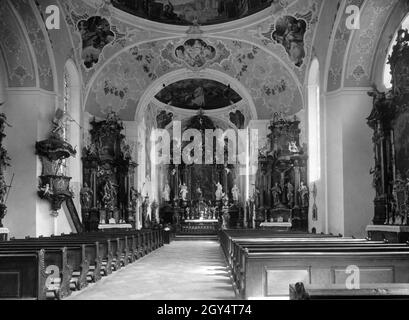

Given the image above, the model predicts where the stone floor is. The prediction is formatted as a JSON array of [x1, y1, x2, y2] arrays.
[[67, 241, 237, 300]]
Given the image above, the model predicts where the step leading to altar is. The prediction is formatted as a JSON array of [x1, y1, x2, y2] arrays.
[[367, 225, 409, 243]]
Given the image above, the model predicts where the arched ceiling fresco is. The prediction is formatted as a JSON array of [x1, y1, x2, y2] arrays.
[[327, 0, 401, 92], [327, 0, 365, 92], [58, 0, 323, 122], [0, 1, 36, 87], [11, 0, 54, 91], [111, 0, 276, 26], [155, 79, 242, 110], [344, 0, 398, 88]]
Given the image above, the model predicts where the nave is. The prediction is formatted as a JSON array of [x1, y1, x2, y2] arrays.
[[68, 241, 236, 301]]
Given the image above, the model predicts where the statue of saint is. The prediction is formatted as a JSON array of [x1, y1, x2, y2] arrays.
[[215, 182, 223, 201], [130, 187, 140, 211], [179, 183, 188, 201], [286, 182, 294, 206], [299, 181, 309, 208], [232, 185, 240, 202], [271, 183, 282, 206], [162, 184, 171, 202], [102, 180, 116, 211], [80, 183, 93, 209], [196, 187, 203, 200]]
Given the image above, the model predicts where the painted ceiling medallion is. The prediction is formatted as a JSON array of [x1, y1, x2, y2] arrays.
[[175, 39, 216, 69], [262, 13, 312, 67], [161, 38, 230, 70]]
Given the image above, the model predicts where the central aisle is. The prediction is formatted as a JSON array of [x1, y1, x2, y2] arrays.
[[68, 241, 237, 300]]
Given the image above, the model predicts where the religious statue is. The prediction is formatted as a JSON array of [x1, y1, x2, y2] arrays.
[[179, 183, 188, 201], [299, 181, 309, 208], [80, 183, 93, 209], [271, 183, 282, 207], [130, 187, 141, 211], [162, 184, 171, 203], [102, 180, 116, 211], [0, 175, 9, 205], [232, 184, 240, 203], [286, 181, 294, 206], [215, 182, 223, 201], [196, 187, 203, 200]]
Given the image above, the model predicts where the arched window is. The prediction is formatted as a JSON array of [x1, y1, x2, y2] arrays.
[[308, 58, 320, 183], [383, 14, 409, 89]]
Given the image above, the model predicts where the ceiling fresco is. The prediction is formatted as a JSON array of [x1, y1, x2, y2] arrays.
[[85, 38, 303, 120], [111, 0, 275, 26], [155, 79, 242, 110]]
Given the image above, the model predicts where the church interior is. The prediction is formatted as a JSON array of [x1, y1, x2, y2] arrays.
[[1, 0, 409, 301]]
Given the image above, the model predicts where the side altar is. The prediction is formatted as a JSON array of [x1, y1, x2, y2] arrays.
[[82, 112, 137, 231], [366, 29, 409, 242], [252, 113, 309, 231]]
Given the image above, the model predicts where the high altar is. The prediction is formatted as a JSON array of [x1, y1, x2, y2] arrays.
[[159, 111, 242, 234]]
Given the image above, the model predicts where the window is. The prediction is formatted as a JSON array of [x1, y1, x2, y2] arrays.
[[383, 14, 409, 89], [308, 58, 320, 183]]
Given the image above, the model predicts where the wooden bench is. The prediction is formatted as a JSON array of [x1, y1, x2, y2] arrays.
[[290, 282, 409, 300], [0, 251, 46, 300], [1, 229, 165, 300], [219, 230, 409, 299]]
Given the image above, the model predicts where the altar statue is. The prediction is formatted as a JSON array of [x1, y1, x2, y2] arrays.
[[215, 182, 223, 201], [80, 183, 93, 209], [163, 184, 171, 202], [196, 187, 203, 200], [271, 183, 282, 206], [299, 181, 309, 208], [179, 183, 188, 201], [232, 185, 240, 202], [286, 181, 294, 206]]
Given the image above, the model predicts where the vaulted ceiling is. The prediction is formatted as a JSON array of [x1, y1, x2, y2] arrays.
[[0, 0, 406, 121]]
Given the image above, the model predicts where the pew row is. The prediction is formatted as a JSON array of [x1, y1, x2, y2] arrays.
[[219, 230, 409, 300], [0, 229, 164, 300], [290, 283, 409, 300]]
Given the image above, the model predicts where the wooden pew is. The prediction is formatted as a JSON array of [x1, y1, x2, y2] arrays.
[[290, 282, 409, 300], [0, 247, 73, 300], [1, 229, 164, 300], [242, 248, 409, 299], [0, 250, 46, 300]]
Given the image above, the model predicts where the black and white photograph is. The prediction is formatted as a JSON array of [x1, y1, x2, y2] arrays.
[[1, 0, 409, 311]]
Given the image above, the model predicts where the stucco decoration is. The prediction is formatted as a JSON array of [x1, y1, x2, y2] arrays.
[[85, 38, 303, 121], [344, 0, 396, 88], [326, 0, 365, 92], [11, 0, 54, 91], [0, 1, 35, 87]]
